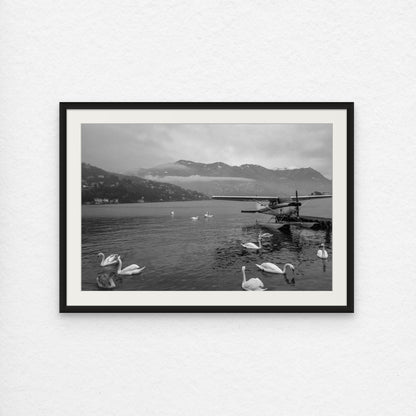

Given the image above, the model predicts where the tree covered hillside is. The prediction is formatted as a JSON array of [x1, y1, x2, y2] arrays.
[[82, 163, 208, 204]]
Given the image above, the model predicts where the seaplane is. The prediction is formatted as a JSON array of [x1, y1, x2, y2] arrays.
[[212, 191, 332, 232]]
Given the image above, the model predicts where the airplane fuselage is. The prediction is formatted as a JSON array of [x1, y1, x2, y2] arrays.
[[242, 201, 301, 217], [265, 206, 297, 216]]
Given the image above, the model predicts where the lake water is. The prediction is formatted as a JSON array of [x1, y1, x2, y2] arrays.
[[82, 199, 332, 291]]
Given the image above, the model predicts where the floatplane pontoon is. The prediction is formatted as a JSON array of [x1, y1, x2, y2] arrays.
[[212, 191, 332, 232]]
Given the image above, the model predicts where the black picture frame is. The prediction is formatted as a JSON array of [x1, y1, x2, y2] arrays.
[[60, 102, 354, 313]]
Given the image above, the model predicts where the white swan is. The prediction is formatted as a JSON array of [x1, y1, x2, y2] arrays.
[[256, 262, 295, 275], [317, 243, 329, 259], [170, 211, 175, 216], [241, 266, 267, 291], [97, 252, 119, 266], [241, 234, 262, 250], [204, 212, 213, 218], [191, 216, 199, 220], [116, 256, 146, 276]]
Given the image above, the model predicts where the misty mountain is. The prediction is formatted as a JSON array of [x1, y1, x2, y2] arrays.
[[131, 160, 332, 196], [82, 163, 208, 204]]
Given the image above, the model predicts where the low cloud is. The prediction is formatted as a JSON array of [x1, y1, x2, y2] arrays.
[[145, 175, 256, 183]]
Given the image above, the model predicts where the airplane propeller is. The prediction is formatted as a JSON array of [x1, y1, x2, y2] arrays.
[[295, 190, 300, 218]]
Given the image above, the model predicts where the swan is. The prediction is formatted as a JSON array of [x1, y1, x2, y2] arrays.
[[191, 216, 199, 220], [97, 252, 119, 266], [241, 266, 267, 291], [256, 262, 295, 275], [97, 276, 115, 289], [317, 243, 329, 259], [116, 256, 146, 276], [170, 211, 175, 216], [96, 272, 117, 289], [241, 234, 262, 250], [204, 212, 213, 218]]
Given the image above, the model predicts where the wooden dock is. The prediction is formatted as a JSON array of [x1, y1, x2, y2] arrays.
[[299, 215, 332, 229]]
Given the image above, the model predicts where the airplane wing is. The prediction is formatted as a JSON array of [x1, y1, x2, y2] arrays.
[[212, 196, 281, 202], [290, 195, 332, 201], [212, 195, 331, 202]]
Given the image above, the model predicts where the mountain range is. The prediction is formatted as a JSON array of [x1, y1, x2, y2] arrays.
[[131, 160, 332, 196], [82, 163, 208, 204]]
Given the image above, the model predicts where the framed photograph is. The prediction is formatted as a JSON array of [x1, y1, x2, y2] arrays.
[[60, 102, 353, 312]]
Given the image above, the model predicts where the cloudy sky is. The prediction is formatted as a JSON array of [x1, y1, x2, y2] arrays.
[[82, 123, 332, 178]]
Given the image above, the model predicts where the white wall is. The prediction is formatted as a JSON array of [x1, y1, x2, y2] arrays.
[[1, 1, 416, 415]]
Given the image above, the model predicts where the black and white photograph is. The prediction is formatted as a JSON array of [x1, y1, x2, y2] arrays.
[[82, 123, 333, 291], [61, 103, 353, 311]]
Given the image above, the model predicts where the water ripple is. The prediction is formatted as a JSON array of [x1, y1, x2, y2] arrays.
[[82, 200, 332, 291]]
